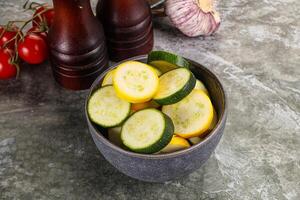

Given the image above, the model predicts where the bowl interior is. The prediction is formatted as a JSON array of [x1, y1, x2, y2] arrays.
[[86, 55, 226, 157]]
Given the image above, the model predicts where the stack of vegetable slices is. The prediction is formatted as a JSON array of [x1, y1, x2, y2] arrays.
[[87, 51, 218, 154]]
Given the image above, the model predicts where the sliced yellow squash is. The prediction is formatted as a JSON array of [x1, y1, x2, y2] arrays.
[[188, 107, 218, 144], [152, 67, 163, 77], [108, 126, 122, 147], [162, 90, 214, 138], [160, 136, 191, 153], [208, 107, 218, 131], [195, 79, 209, 95], [188, 108, 217, 144], [131, 101, 160, 112], [113, 61, 159, 103], [102, 69, 115, 86]]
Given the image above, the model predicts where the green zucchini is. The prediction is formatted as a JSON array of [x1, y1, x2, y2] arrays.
[[121, 109, 174, 154], [87, 85, 131, 128], [153, 68, 196, 105], [147, 51, 191, 73]]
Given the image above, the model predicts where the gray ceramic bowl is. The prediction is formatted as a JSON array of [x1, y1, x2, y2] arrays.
[[85, 55, 227, 182]]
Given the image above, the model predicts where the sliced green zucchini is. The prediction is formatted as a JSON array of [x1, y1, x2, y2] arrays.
[[88, 85, 131, 128], [147, 51, 191, 73], [121, 109, 174, 154], [154, 68, 196, 105]]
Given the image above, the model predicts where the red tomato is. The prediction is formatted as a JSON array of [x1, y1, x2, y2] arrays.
[[0, 26, 20, 50], [18, 34, 48, 64], [27, 26, 48, 42], [32, 6, 55, 28], [0, 48, 17, 79]]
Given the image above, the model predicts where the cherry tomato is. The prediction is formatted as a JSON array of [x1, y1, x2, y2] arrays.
[[32, 6, 55, 28], [0, 48, 17, 79], [27, 26, 48, 42], [18, 34, 48, 64], [0, 26, 20, 50]]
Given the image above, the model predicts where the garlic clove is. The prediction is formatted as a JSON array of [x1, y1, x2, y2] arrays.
[[166, 0, 221, 37], [212, 10, 221, 23], [197, 0, 213, 13]]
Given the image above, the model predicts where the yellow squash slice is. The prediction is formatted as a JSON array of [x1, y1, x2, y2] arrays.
[[162, 90, 213, 138], [113, 61, 159, 103], [188, 107, 217, 144], [131, 101, 160, 112], [194, 79, 209, 95], [102, 69, 115, 86], [160, 136, 191, 153]]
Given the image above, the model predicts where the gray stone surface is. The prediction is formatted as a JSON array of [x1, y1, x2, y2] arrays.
[[0, 0, 299, 199]]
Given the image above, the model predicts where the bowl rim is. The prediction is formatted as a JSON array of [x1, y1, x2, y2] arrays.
[[85, 55, 228, 159]]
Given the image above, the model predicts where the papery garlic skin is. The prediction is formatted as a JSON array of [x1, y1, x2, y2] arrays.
[[166, 0, 221, 37]]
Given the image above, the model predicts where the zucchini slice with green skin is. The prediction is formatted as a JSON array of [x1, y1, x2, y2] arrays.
[[154, 68, 196, 105], [88, 85, 131, 128], [121, 109, 174, 154], [147, 51, 191, 73]]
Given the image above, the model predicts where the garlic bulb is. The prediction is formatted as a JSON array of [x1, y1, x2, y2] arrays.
[[165, 0, 221, 37]]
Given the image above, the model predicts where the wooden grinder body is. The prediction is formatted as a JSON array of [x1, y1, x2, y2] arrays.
[[49, 0, 109, 90], [97, 0, 154, 61]]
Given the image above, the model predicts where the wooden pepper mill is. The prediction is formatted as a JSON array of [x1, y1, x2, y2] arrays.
[[96, 0, 154, 61], [49, 0, 109, 90]]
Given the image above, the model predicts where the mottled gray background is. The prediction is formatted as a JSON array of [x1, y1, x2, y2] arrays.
[[0, 0, 299, 199]]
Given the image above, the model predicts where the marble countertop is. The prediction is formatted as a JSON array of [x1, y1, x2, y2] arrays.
[[0, 0, 299, 199]]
